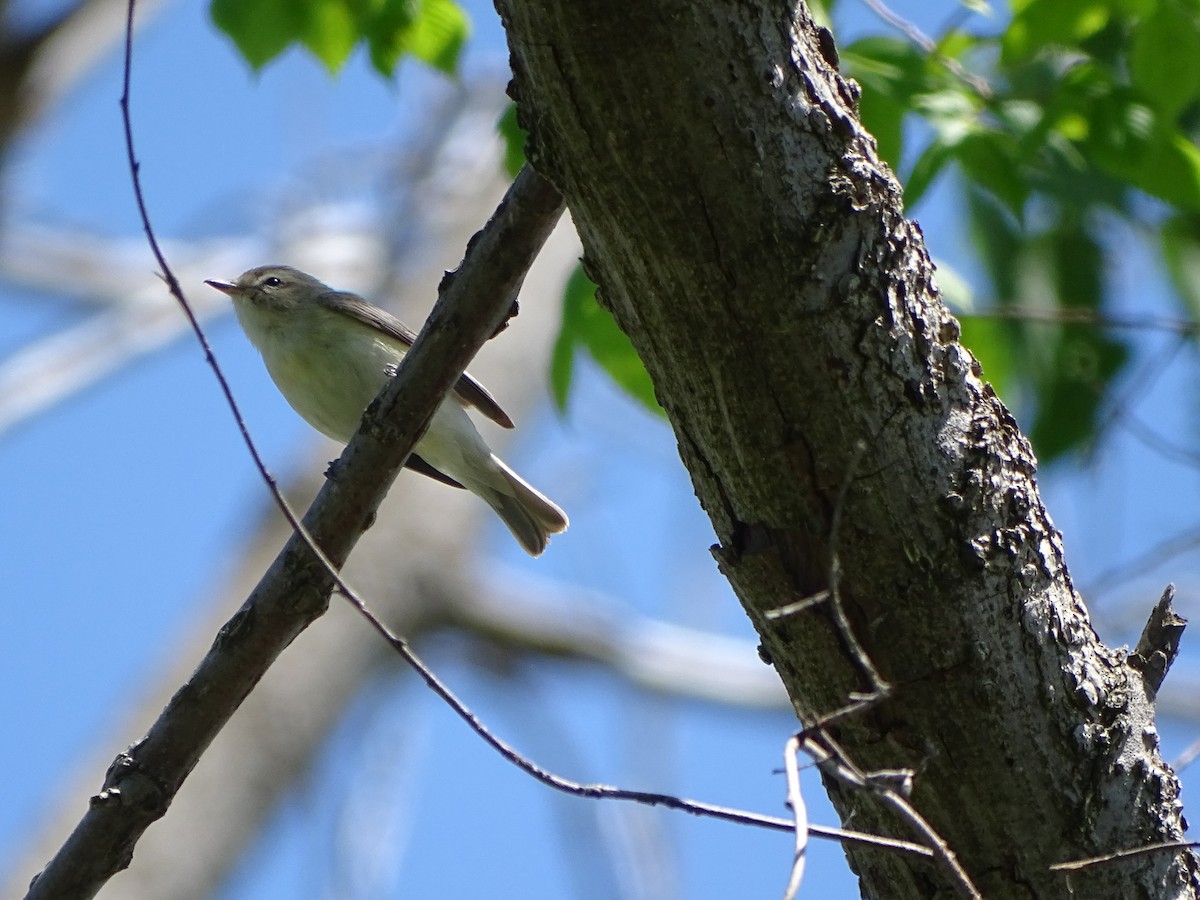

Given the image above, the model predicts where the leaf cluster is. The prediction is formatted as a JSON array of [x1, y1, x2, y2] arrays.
[[211, 0, 469, 76], [844, 0, 1200, 461]]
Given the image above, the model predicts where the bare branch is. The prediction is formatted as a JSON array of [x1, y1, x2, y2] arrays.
[[437, 570, 789, 708], [781, 735, 809, 900], [0, 237, 246, 435], [1051, 841, 1200, 874], [861, 0, 992, 98], [1129, 585, 1187, 697], [956, 307, 1200, 337]]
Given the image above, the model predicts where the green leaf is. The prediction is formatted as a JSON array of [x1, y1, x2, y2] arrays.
[[1114, 0, 1157, 15], [1084, 88, 1157, 173], [933, 258, 976, 312], [497, 103, 527, 178], [1096, 126, 1200, 211], [843, 37, 933, 102], [549, 320, 575, 413], [1161, 213, 1200, 321], [917, 88, 978, 143], [1042, 60, 1113, 149], [211, 0, 304, 70], [954, 129, 1029, 219], [366, 0, 470, 76], [857, 87, 905, 168], [1062, 75, 1200, 210], [298, 0, 359, 73], [806, 0, 836, 30], [1139, 132, 1200, 211], [1021, 224, 1126, 462], [551, 265, 662, 416], [550, 265, 588, 412], [843, 36, 936, 167], [1003, 0, 1112, 63], [958, 315, 1018, 405], [935, 27, 980, 61], [211, 0, 469, 77], [1028, 324, 1127, 462], [904, 139, 954, 207], [845, 36, 979, 173], [409, 0, 470, 72], [1132, 0, 1200, 121], [966, 186, 1023, 303], [360, 0, 415, 76], [1051, 223, 1102, 310]]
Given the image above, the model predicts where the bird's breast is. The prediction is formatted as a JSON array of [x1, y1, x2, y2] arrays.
[[245, 307, 406, 444]]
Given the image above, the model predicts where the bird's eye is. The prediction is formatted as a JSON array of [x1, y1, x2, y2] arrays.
[[262, 276, 283, 288]]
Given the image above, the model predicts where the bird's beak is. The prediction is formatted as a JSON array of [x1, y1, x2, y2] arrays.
[[205, 279, 238, 296]]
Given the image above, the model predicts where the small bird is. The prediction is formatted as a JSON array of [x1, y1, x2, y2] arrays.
[[206, 265, 568, 556]]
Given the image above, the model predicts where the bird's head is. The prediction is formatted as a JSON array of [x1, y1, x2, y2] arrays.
[[205, 265, 331, 312]]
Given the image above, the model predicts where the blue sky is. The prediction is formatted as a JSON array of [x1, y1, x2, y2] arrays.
[[3, 1, 1200, 899]]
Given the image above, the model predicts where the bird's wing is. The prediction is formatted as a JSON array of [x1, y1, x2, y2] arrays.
[[405, 453, 465, 489], [315, 290, 515, 429]]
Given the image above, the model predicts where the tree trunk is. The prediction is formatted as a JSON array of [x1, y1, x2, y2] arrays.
[[494, 1, 1198, 897]]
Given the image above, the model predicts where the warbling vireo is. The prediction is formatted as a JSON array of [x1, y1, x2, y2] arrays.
[[206, 265, 568, 556]]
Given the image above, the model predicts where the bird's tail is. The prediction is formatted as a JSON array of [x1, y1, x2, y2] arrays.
[[483, 456, 569, 556]]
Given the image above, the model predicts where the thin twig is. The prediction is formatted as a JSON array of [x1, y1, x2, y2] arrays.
[[957, 307, 1200, 336], [371, 578, 939, 858], [1117, 408, 1200, 472], [781, 735, 809, 900], [861, 0, 992, 98], [1173, 735, 1200, 772], [118, 9, 302, 559], [762, 437, 890, 729], [817, 439, 891, 725], [1050, 840, 1200, 873], [801, 733, 983, 899], [1094, 332, 1188, 457], [765, 590, 830, 620], [1085, 524, 1200, 599], [333, 571, 932, 851], [811, 825, 934, 857]]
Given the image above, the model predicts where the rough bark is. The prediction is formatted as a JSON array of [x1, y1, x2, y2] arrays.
[[495, 1, 1198, 897]]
